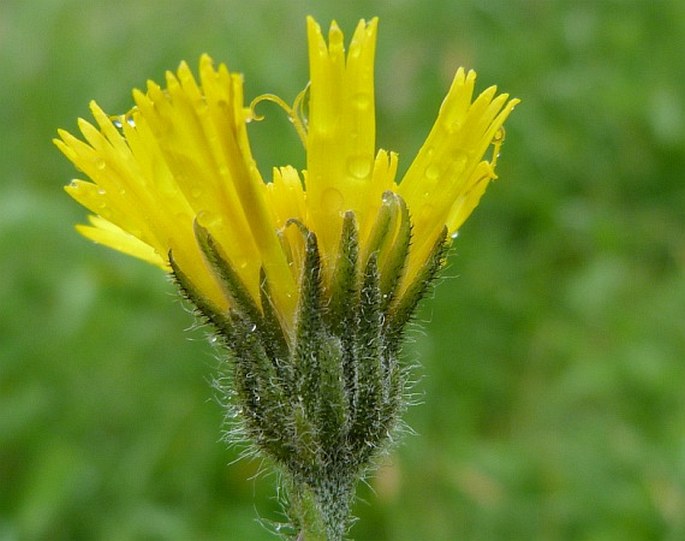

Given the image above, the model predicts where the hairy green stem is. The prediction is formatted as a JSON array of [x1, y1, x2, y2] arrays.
[[289, 477, 354, 541]]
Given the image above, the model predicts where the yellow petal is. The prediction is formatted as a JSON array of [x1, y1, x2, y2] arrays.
[[76, 215, 166, 268], [398, 68, 520, 290], [305, 17, 379, 277]]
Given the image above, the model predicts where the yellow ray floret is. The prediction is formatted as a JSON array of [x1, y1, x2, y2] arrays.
[[57, 16, 518, 332]]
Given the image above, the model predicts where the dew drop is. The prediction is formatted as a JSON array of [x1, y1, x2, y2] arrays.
[[321, 187, 344, 213], [109, 114, 136, 129], [446, 119, 462, 134], [347, 155, 372, 179], [424, 164, 440, 180], [451, 231, 459, 240], [196, 210, 221, 228], [419, 203, 435, 220], [352, 92, 371, 110], [249, 323, 257, 332], [452, 152, 468, 174], [96, 187, 106, 196], [194, 96, 208, 113], [95, 159, 106, 171]]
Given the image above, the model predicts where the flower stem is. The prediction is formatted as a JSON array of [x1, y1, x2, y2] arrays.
[[287, 476, 354, 541]]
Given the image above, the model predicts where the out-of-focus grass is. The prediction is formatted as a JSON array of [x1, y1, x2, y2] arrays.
[[2, 1, 685, 539]]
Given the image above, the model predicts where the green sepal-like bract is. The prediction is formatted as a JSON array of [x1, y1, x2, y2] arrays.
[[170, 196, 450, 540]]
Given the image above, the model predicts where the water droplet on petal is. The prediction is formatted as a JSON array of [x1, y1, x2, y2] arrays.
[[419, 203, 435, 220], [424, 164, 440, 180], [446, 119, 463, 134], [97, 187, 106, 196], [347, 155, 372, 180], [451, 231, 459, 240], [352, 92, 371, 110], [109, 114, 136, 129], [194, 96, 208, 114], [452, 152, 468, 174], [196, 210, 222, 228], [95, 159, 106, 171], [321, 187, 344, 213]]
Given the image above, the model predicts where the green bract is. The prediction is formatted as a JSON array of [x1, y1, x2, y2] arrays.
[[172, 195, 448, 539]]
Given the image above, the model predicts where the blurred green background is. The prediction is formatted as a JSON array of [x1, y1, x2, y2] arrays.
[[2, 0, 685, 539]]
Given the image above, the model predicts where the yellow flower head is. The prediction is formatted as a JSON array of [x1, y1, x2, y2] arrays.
[[56, 17, 519, 335]]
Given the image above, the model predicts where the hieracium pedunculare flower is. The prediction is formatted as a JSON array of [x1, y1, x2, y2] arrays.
[[57, 16, 518, 541]]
